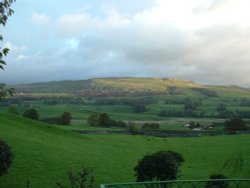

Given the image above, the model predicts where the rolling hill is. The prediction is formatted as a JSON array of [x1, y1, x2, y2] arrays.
[[1, 113, 250, 187], [11, 77, 250, 98]]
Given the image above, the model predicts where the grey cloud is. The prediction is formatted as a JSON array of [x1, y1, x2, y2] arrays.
[[2, 0, 250, 87]]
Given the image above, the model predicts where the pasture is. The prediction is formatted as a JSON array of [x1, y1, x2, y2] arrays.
[[0, 113, 250, 188]]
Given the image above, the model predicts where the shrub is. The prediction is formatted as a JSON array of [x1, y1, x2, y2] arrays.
[[23, 108, 39, 120], [141, 123, 160, 130], [127, 122, 139, 134], [134, 150, 184, 181], [7, 105, 18, 114], [0, 139, 14, 176], [205, 174, 228, 188], [56, 166, 94, 188], [87, 114, 99, 127], [188, 121, 201, 129], [87, 113, 126, 128], [111, 120, 126, 128], [60, 112, 72, 125], [97, 113, 111, 127], [224, 118, 248, 131]]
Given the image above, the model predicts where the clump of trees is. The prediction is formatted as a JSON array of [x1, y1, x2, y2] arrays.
[[188, 121, 201, 130], [184, 97, 201, 111], [41, 112, 72, 125], [224, 118, 248, 132], [94, 97, 154, 113], [0, 139, 14, 176], [60, 112, 72, 125], [141, 122, 160, 130], [0, 1, 15, 177], [134, 150, 184, 181], [216, 103, 226, 112], [0, 0, 16, 101], [159, 108, 195, 117], [87, 113, 126, 128], [23, 108, 39, 120]]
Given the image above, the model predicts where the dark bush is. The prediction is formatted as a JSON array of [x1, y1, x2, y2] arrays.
[[224, 118, 248, 132], [134, 150, 184, 181], [127, 122, 139, 134], [205, 174, 228, 188], [23, 108, 39, 120], [0, 139, 14, 176], [87, 113, 126, 128], [97, 113, 111, 127], [7, 105, 19, 114], [60, 112, 72, 125], [87, 114, 99, 127]]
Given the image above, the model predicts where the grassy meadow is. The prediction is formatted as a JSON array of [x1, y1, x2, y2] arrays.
[[1, 113, 250, 188], [1, 78, 250, 187]]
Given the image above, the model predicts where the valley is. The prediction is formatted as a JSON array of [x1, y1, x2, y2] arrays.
[[1, 77, 250, 187]]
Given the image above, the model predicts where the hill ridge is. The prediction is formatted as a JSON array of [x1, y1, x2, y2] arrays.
[[9, 77, 250, 96]]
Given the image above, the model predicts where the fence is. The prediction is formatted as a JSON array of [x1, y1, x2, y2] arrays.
[[101, 179, 250, 188]]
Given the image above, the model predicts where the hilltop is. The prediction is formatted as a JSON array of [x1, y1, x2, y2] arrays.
[[11, 77, 250, 97]]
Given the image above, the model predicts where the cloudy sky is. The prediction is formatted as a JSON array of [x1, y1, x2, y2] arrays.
[[1, 0, 250, 86]]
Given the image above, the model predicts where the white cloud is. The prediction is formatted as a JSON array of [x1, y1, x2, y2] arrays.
[[31, 12, 51, 26], [55, 13, 99, 36], [3, 0, 250, 86], [17, 54, 30, 61]]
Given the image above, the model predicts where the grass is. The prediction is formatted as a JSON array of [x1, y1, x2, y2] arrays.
[[1, 113, 250, 188]]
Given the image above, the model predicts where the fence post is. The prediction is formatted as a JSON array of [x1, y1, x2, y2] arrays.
[[26, 179, 30, 188]]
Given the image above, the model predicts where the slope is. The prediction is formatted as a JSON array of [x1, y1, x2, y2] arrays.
[[11, 77, 250, 99], [0, 113, 250, 188], [11, 78, 201, 94]]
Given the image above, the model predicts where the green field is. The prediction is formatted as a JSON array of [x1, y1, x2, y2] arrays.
[[1, 113, 250, 188], [1, 78, 250, 187], [3, 78, 250, 130]]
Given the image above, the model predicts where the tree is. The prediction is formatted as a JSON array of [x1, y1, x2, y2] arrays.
[[134, 150, 184, 182], [0, 139, 14, 176], [0, 0, 16, 101], [216, 103, 226, 112], [23, 108, 39, 120], [184, 98, 198, 111], [87, 114, 99, 127], [127, 122, 138, 134], [60, 112, 72, 125], [133, 103, 146, 113], [97, 113, 111, 127], [224, 118, 248, 132]]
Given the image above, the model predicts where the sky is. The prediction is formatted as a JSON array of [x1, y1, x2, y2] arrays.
[[1, 0, 250, 86]]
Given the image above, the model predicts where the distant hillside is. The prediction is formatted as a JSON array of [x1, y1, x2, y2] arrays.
[[11, 77, 201, 93], [11, 77, 250, 97]]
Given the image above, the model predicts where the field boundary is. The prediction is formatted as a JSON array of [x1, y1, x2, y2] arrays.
[[101, 179, 250, 188], [73, 129, 250, 137]]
